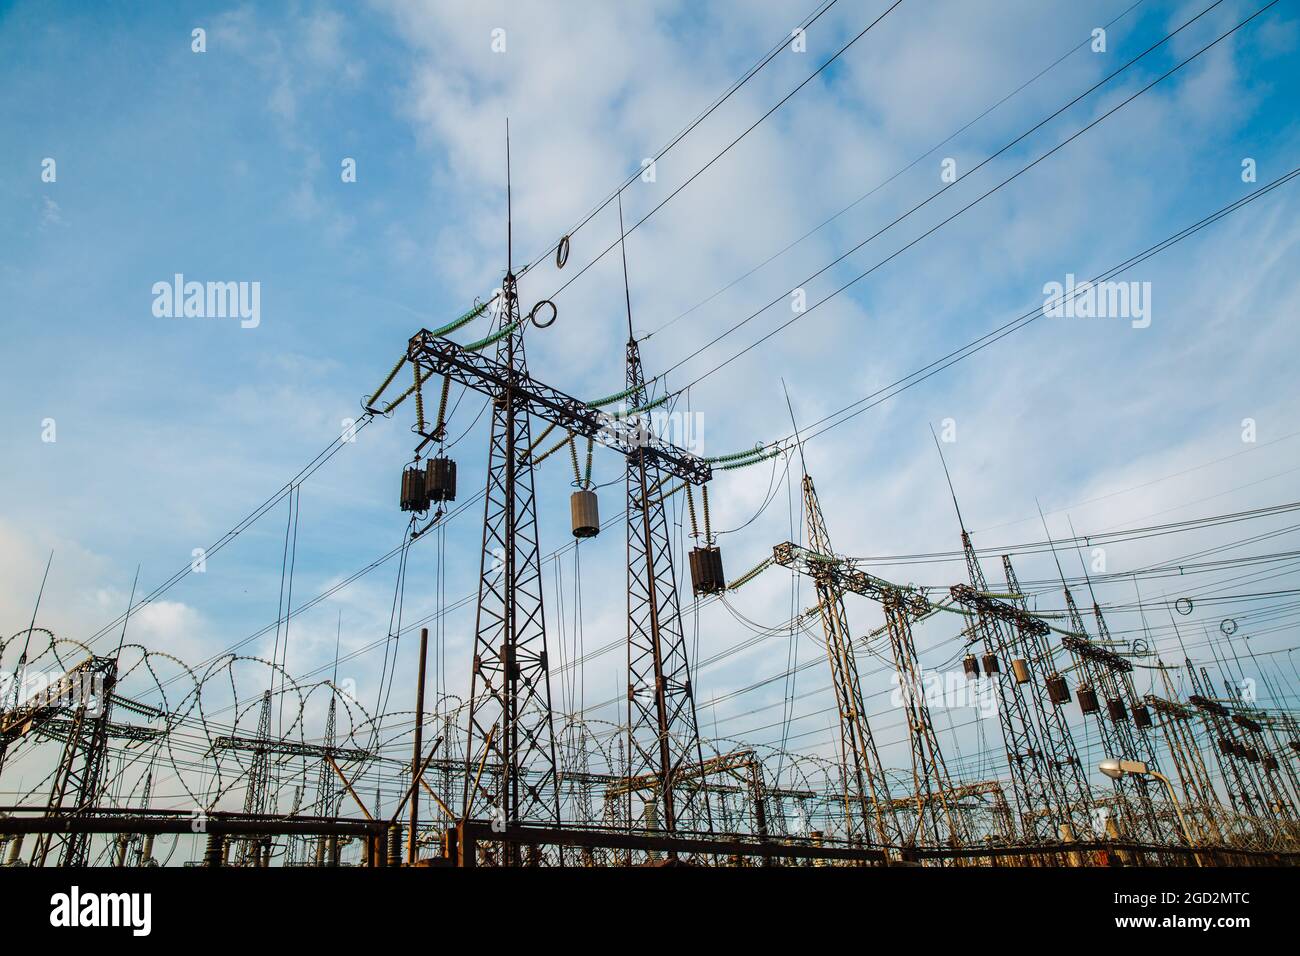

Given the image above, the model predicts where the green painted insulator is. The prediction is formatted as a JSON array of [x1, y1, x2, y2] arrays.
[[431, 298, 491, 337], [585, 384, 638, 408], [705, 444, 768, 464], [464, 320, 521, 352], [719, 448, 781, 470]]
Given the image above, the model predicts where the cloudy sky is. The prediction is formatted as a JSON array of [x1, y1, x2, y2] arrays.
[[2, 0, 1298, 820]]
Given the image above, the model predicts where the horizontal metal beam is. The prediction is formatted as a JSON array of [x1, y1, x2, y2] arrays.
[[0, 809, 386, 838], [1061, 633, 1134, 673], [406, 329, 711, 485], [950, 584, 1050, 638], [456, 820, 887, 864], [773, 542, 930, 617], [208, 734, 373, 764]]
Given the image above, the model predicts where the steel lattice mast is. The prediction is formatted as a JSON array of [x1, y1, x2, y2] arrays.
[[932, 442, 1056, 841], [623, 337, 711, 836], [617, 193, 712, 843], [460, 267, 564, 836], [30, 656, 118, 866], [786, 475, 900, 848], [1001, 554, 1093, 840]]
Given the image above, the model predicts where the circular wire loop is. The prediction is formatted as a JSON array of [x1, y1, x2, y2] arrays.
[[529, 299, 558, 329], [1175, 597, 1194, 616], [556, 235, 571, 269]]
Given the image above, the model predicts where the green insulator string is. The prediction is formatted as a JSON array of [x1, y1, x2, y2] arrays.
[[719, 447, 783, 471], [701, 485, 712, 545], [583, 435, 594, 488], [464, 320, 521, 352], [584, 384, 639, 409], [685, 485, 700, 540], [433, 375, 451, 440], [379, 363, 433, 415], [651, 482, 685, 507], [533, 429, 573, 466], [413, 361, 427, 433], [610, 392, 671, 419], [727, 556, 773, 592], [430, 298, 492, 338], [524, 420, 559, 460], [705, 444, 770, 464], [367, 354, 407, 408], [568, 431, 582, 486]]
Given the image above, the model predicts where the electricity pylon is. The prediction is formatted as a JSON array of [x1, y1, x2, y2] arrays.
[[621, 197, 711, 842]]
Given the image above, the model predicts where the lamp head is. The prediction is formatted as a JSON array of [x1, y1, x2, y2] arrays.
[[1099, 758, 1149, 779]]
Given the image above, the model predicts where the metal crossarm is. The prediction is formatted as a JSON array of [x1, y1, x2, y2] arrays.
[[1060, 633, 1134, 673], [949, 583, 1051, 638], [404, 329, 712, 486]]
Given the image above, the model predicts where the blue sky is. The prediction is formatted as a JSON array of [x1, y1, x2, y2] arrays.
[[2, 0, 1299, 821]]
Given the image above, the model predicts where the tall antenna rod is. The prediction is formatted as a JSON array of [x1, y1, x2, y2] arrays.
[[1065, 515, 1101, 607], [114, 564, 141, 659], [1035, 499, 1070, 585], [781, 378, 808, 477], [617, 191, 634, 342], [929, 423, 966, 533], [332, 609, 342, 685], [505, 118, 513, 277], [18, 550, 54, 662]]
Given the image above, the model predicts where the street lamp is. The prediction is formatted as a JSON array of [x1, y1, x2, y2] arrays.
[[1098, 758, 1202, 866]]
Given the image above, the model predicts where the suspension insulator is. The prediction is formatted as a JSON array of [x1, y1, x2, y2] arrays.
[[1010, 657, 1031, 684], [1132, 704, 1153, 729], [1077, 685, 1099, 714], [570, 489, 600, 539], [962, 655, 980, 679], [688, 546, 726, 596], [401, 466, 430, 512], [425, 456, 457, 503], [1046, 673, 1071, 705]]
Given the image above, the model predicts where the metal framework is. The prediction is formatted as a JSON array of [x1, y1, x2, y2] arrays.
[[771, 474, 901, 849], [624, 337, 711, 840]]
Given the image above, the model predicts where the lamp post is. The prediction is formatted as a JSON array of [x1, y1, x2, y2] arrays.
[[1099, 758, 1203, 866]]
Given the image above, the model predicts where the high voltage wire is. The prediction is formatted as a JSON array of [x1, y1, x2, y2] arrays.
[[529, 1, 907, 302], [659, 0, 1275, 392], [517, 0, 844, 277], [641, 0, 1155, 342]]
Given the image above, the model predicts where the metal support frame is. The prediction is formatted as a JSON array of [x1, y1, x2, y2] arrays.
[[624, 337, 711, 843]]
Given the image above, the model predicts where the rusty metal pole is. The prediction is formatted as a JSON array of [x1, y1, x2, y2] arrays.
[[409, 626, 429, 865]]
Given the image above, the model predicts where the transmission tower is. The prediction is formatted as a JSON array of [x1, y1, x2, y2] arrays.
[[619, 199, 711, 842], [237, 690, 274, 866], [1001, 554, 1093, 840], [932, 444, 1057, 841], [786, 473, 900, 849], [30, 656, 118, 867]]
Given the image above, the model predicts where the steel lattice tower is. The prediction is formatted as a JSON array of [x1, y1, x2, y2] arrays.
[[624, 337, 711, 838], [878, 589, 967, 849], [236, 690, 274, 866], [461, 271, 563, 835], [956, 531, 1059, 841], [31, 656, 117, 867], [617, 189, 711, 840], [801, 474, 900, 848], [1002, 555, 1093, 839]]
